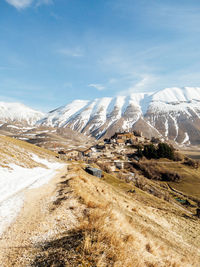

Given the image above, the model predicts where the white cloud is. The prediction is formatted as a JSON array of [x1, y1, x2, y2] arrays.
[[119, 74, 157, 95], [88, 83, 105, 91], [58, 48, 83, 58], [108, 78, 117, 84], [5, 0, 33, 9], [5, 0, 52, 9]]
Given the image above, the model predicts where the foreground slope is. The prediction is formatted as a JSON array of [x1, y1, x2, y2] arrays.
[[40, 87, 200, 144], [1, 162, 199, 266], [0, 135, 64, 236]]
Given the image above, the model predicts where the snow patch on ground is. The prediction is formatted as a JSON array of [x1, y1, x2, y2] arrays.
[[0, 154, 64, 236], [0, 195, 24, 236]]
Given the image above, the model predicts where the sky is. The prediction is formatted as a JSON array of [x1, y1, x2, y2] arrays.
[[1, 0, 200, 111]]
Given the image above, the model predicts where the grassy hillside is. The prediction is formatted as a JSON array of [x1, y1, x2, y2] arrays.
[[6, 162, 199, 267], [0, 136, 199, 266], [156, 160, 200, 199], [0, 135, 58, 168]]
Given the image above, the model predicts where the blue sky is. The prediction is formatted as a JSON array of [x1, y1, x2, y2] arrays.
[[1, 0, 200, 111]]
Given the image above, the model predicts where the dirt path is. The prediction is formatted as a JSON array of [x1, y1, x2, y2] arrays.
[[0, 164, 80, 266]]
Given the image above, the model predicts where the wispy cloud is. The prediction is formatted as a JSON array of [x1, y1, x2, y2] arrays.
[[57, 48, 83, 58], [88, 83, 105, 91], [119, 74, 157, 95], [36, 0, 52, 8], [97, 45, 159, 94], [148, 4, 200, 33], [50, 12, 61, 20], [108, 78, 117, 84], [112, 0, 200, 34], [5, 0, 33, 9], [5, 0, 52, 9]]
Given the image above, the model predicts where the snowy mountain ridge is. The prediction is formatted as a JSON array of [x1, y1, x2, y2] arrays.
[[0, 102, 45, 125], [1, 87, 200, 145], [39, 87, 200, 145]]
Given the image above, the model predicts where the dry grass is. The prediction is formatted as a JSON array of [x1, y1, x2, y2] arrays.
[[0, 135, 59, 168], [3, 162, 200, 266], [67, 167, 200, 267], [156, 160, 200, 200]]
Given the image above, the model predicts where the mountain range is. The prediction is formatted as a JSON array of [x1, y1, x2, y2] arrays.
[[1, 87, 200, 145]]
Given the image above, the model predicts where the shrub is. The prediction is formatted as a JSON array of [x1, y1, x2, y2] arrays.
[[160, 171, 180, 182], [137, 142, 175, 160], [130, 161, 181, 181], [157, 143, 175, 160], [183, 158, 199, 169], [173, 152, 184, 162], [143, 144, 158, 159]]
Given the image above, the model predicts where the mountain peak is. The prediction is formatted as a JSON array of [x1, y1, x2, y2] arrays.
[[0, 102, 45, 125], [152, 87, 200, 103]]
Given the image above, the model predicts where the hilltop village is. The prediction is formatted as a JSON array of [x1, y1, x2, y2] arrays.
[[56, 131, 153, 183], [57, 131, 173, 182], [59, 131, 147, 165], [56, 131, 200, 217]]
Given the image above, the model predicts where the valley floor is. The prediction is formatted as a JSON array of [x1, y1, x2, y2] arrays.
[[0, 162, 200, 267]]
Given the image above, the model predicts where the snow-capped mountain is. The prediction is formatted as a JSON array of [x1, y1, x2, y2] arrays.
[[39, 87, 200, 145], [0, 102, 44, 125], [0, 87, 200, 145]]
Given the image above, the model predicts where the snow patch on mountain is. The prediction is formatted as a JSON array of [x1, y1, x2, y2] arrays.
[[182, 132, 190, 144], [152, 87, 200, 103], [164, 119, 169, 137], [0, 102, 44, 125], [40, 100, 88, 128], [170, 116, 179, 141]]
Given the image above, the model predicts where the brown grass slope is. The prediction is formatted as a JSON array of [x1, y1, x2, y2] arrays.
[[139, 159, 200, 200], [69, 167, 200, 267], [0, 135, 59, 168], [2, 162, 199, 267]]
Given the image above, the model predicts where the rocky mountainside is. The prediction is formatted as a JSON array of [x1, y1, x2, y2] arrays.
[[39, 87, 200, 145]]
